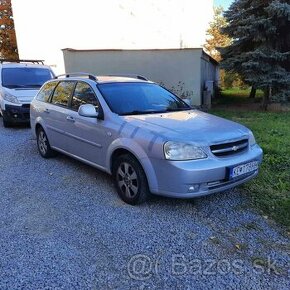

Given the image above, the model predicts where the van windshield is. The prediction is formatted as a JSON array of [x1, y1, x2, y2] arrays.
[[2, 67, 53, 89]]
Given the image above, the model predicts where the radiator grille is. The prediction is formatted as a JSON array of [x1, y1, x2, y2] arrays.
[[210, 139, 248, 157]]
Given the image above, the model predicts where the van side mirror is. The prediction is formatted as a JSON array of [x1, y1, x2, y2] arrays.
[[78, 104, 99, 118]]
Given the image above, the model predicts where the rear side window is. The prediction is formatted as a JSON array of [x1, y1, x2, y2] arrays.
[[51, 81, 75, 107], [71, 82, 99, 111], [36, 81, 58, 102]]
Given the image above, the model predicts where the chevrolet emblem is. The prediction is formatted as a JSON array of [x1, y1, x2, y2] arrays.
[[232, 146, 238, 151]]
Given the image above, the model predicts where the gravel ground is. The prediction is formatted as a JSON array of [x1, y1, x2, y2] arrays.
[[0, 121, 289, 289]]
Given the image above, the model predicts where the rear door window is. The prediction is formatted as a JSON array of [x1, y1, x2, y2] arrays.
[[36, 81, 58, 102], [71, 82, 99, 111], [51, 81, 75, 107]]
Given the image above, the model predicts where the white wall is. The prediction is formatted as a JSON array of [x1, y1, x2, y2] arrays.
[[12, 0, 214, 74], [63, 49, 203, 105]]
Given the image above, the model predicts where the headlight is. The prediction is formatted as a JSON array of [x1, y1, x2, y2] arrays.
[[164, 141, 207, 160], [249, 131, 256, 147], [3, 92, 20, 104]]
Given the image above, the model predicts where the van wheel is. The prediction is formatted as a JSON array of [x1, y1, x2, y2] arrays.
[[36, 127, 56, 158], [3, 117, 12, 128], [113, 154, 150, 205]]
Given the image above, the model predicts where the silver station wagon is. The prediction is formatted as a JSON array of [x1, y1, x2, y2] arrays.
[[30, 73, 263, 204]]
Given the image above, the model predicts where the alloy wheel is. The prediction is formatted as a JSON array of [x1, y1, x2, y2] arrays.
[[38, 131, 48, 155], [117, 162, 139, 198]]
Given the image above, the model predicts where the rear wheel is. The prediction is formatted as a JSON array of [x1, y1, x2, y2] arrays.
[[36, 127, 56, 158], [113, 154, 150, 205]]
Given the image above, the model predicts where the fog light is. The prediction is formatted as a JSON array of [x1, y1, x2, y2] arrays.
[[188, 184, 200, 193]]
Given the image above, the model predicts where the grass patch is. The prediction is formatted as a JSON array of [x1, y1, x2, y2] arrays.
[[214, 88, 264, 105], [209, 109, 290, 228]]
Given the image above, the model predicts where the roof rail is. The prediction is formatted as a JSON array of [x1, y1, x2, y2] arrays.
[[108, 74, 149, 81], [55, 72, 98, 81], [0, 59, 44, 64]]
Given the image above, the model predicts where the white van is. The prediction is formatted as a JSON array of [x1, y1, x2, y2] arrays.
[[0, 59, 54, 127]]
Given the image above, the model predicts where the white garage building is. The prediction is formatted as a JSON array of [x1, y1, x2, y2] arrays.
[[62, 48, 219, 106]]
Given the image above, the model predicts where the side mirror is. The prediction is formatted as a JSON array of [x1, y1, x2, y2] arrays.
[[78, 104, 99, 118]]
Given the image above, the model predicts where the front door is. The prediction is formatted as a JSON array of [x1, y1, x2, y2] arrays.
[[64, 81, 109, 167]]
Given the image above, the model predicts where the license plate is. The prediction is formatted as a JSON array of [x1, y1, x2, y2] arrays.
[[228, 161, 259, 180]]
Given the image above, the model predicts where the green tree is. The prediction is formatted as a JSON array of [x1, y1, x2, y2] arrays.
[[220, 0, 290, 108], [0, 0, 19, 60], [204, 6, 245, 90], [204, 6, 231, 62]]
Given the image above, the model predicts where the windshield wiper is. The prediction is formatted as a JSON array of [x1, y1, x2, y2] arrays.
[[120, 110, 166, 116], [24, 84, 42, 88], [3, 84, 41, 89], [164, 107, 191, 112], [120, 107, 191, 116], [3, 84, 27, 89]]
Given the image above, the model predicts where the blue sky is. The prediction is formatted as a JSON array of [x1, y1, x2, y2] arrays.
[[214, 0, 233, 9]]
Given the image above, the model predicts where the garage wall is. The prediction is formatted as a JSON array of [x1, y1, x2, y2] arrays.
[[62, 49, 203, 105], [200, 53, 219, 101]]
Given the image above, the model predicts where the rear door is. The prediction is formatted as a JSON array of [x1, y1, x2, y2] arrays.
[[64, 81, 109, 167], [44, 81, 76, 152], [31, 80, 58, 127]]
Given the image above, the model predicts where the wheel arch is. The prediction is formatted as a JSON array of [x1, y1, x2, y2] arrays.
[[35, 123, 43, 135], [33, 117, 47, 137], [107, 139, 158, 192]]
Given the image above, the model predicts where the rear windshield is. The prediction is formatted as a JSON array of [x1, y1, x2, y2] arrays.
[[98, 82, 190, 115], [1, 67, 53, 89]]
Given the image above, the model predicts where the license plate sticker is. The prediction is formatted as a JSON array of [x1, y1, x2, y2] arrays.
[[229, 161, 259, 179]]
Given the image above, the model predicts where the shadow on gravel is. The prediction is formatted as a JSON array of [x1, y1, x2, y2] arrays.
[[54, 153, 113, 188], [50, 149, 230, 209], [0, 122, 30, 130]]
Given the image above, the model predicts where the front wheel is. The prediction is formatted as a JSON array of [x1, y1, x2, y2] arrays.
[[3, 116, 12, 128], [113, 154, 150, 205], [36, 127, 56, 158]]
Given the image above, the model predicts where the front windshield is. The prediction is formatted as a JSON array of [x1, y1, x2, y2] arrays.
[[98, 82, 190, 115], [2, 67, 53, 89]]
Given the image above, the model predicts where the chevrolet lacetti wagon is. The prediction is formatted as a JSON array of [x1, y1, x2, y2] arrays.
[[30, 73, 263, 204]]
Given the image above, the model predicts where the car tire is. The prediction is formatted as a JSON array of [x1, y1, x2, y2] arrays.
[[36, 127, 56, 158], [3, 117, 12, 128], [113, 154, 150, 205]]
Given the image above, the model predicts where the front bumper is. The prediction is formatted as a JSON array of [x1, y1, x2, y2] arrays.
[[149, 144, 263, 198], [2, 104, 30, 123]]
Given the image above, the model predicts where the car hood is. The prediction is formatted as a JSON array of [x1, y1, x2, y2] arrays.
[[3, 87, 39, 104], [125, 110, 250, 145]]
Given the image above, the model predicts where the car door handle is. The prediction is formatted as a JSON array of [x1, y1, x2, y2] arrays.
[[66, 116, 75, 123], [44, 109, 50, 114]]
